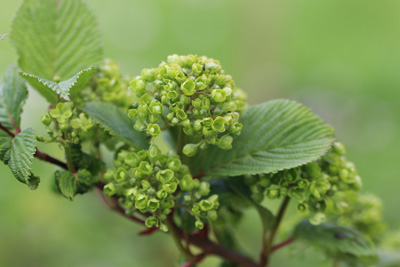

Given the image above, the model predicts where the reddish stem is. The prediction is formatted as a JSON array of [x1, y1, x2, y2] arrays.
[[0, 123, 15, 138], [271, 237, 295, 253]]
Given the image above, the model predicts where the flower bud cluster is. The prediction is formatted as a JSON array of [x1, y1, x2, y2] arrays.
[[247, 142, 362, 225], [40, 102, 93, 144], [103, 146, 219, 231], [77, 59, 133, 110], [128, 55, 246, 156]]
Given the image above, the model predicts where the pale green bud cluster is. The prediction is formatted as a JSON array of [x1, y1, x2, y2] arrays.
[[128, 55, 246, 155], [103, 146, 219, 231], [77, 59, 133, 110], [327, 191, 386, 243], [247, 142, 362, 225], [40, 102, 93, 144]]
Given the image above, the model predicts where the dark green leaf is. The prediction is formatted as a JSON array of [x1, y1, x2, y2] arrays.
[[0, 128, 39, 189], [81, 102, 149, 149], [21, 67, 95, 105], [57, 171, 77, 200], [294, 220, 378, 264], [192, 99, 335, 178], [11, 0, 102, 81], [0, 66, 28, 130]]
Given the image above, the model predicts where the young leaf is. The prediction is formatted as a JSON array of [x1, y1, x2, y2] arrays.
[[0, 128, 39, 189], [21, 67, 95, 105], [11, 0, 102, 81], [294, 220, 378, 264], [57, 171, 77, 200], [192, 99, 335, 177], [0, 66, 28, 130], [81, 102, 150, 149]]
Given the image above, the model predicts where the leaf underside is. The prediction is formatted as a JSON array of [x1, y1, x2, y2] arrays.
[[192, 99, 335, 177], [0, 66, 28, 130], [11, 0, 102, 81], [81, 102, 150, 150]]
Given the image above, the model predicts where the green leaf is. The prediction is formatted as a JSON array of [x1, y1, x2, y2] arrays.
[[57, 171, 77, 200], [81, 102, 150, 149], [294, 220, 378, 264], [2, 128, 39, 189], [11, 0, 102, 81], [227, 177, 275, 230], [192, 99, 335, 177], [0, 66, 28, 130], [21, 67, 95, 105]]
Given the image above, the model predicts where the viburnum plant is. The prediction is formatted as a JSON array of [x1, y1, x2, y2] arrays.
[[1, 0, 398, 266]]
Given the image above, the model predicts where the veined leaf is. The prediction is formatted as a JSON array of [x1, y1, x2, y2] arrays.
[[21, 67, 95, 105], [81, 102, 149, 149], [192, 99, 335, 177], [1, 128, 39, 189], [294, 220, 378, 264], [0, 66, 28, 130], [11, 0, 102, 81], [57, 171, 77, 200]]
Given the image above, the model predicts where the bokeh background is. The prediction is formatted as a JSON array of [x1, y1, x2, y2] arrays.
[[1, 0, 399, 266]]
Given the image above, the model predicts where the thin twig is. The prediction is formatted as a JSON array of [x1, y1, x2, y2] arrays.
[[271, 237, 295, 253], [0, 123, 15, 138]]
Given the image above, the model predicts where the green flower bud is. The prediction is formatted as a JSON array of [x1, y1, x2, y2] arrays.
[[161, 199, 175, 209], [167, 158, 181, 172], [288, 186, 307, 202], [104, 182, 116, 196], [332, 142, 346, 156], [145, 216, 159, 228], [180, 174, 195, 191], [201, 97, 211, 110], [163, 183, 178, 193], [192, 63, 203, 75], [192, 205, 201, 216], [149, 101, 163, 115], [175, 71, 186, 83], [141, 180, 152, 190], [125, 187, 138, 198], [137, 150, 148, 160], [199, 200, 214, 211], [183, 143, 198, 157], [156, 169, 174, 183], [104, 169, 115, 181], [193, 120, 202, 131], [195, 74, 210, 90], [139, 161, 153, 175], [183, 125, 195, 136], [130, 77, 146, 96], [147, 198, 160, 212], [207, 210, 218, 221], [215, 75, 227, 86], [156, 189, 168, 199], [114, 168, 128, 182], [198, 182, 210, 196], [228, 122, 242, 135], [181, 78, 196, 96], [310, 212, 325, 225], [304, 162, 322, 178], [217, 135, 233, 150], [135, 194, 148, 210], [147, 123, 161, 137], [212, 117, 226, 133], [211, 89, 227, 103], [160, 223, 169, 232], [297, 203, 308, 212], [141, 68, 156, 82], [266, 185, 280, 199], [176, 109, 187, 120], [125, 153, 141, 168], [50, 102, 73, 123], [195, 220, 204, 230], [41, 115, 52, 126]]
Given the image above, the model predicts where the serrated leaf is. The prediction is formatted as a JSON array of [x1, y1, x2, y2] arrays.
[[3, 128, 39, 189], [192, 99, 335, 178], [227, 177, 275, 230], [81, 102, 149, 149], [0, 66, 28, 130], [294, 220, 378, 264], [21, 67, 95, 105], [11, 0, 102, 81], [57, 171, 77, 200]]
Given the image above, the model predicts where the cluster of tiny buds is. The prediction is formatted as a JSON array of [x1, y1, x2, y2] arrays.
[[246, 142, 362, 225], [128, 54, 246, 157], [39, 102, 93, 144], [103, 146, 219, 231]]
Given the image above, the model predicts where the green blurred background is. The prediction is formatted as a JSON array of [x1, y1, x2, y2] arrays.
[[1, 0, 399, 266]]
